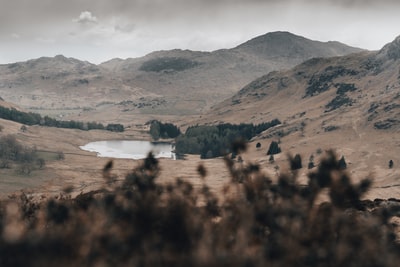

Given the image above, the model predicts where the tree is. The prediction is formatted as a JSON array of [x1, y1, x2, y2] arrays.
[[256, 142, 261, 149], [267, 141, 281, 155], [290, 154, 302, 170], [269, 154, 275, 164], [389, 160, 394, 169], [106, 124, 124, 132], [338, 156, 347, 170], [20, 125, 27, 132], [308, 154, 315, 169], [149, 121, 161, 140]]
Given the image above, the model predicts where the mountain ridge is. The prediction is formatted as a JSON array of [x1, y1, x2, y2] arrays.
[[0, 31, 364, 121]]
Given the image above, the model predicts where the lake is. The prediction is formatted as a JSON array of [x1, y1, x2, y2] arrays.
[[80, 140, 175, 160]]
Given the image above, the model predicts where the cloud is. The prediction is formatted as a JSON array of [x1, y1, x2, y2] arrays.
[[114, 23, 136, 33], [74, 11, 98, 24]]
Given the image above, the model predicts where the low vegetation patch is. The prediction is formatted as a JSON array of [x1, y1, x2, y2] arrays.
[[0, 147, 399, 266], [0, 106, 123, 132], [139, 57, 200, 72], [305, 66, 358, 97]]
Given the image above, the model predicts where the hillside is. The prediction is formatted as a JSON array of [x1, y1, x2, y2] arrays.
[[185, 35, 400, 197], [100, 31, 362, 114], [0, 32, 362, 122], [0, 35, 399, 202], [205, 35, 400, 128]]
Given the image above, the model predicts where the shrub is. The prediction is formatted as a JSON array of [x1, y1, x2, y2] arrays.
[[0, 150, 399, 266], [105, 123, 124, 132]]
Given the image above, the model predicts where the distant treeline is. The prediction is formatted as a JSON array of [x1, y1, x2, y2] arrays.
[[175, 119, 281, 158], [149, 120, 181, 140], [0, 106, 124, 132]]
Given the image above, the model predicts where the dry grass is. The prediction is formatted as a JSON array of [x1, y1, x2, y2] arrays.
[[0, 147, 399, 266]]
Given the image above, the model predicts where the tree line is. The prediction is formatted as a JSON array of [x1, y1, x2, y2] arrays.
[[149, 120, 181, 140], [0, 135, 43, 174], [175, 119, 281, 158], [0, 106, 124, 132]]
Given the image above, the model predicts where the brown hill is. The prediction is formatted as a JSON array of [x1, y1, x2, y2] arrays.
[[186, 35, 400, 198], [100, 31, 362, 114], [0, 55, 152, 119], [205, 35, 400, 128], [0, 35, 399, 200], [0, 32, 362, 121]]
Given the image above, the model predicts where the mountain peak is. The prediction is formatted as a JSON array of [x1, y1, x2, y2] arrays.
[[233, 31, 363, 59], [235, 31, 305, 49], [378, 35, 400, 60]]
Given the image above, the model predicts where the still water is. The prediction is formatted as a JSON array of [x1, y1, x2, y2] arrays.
[[80, 140, 175, 160]]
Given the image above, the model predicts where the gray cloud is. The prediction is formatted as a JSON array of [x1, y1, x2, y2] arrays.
[[1, 0, 400, 64], [114, 23, 136, 33]]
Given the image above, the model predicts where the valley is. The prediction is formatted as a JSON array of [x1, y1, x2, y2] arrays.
[[0, 32, 399, 202]]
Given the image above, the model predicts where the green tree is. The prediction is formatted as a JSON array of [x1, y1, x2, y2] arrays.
[[267, 141, 281, 155], [149, 121, 161, 140], [338, 156, 347, 170], [290, 154, 302, 170]]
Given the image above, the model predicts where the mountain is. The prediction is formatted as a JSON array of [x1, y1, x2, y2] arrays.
[[0, 55, 153, 119], [206, 34, 400, 128], [188, 35, 400, 191], [233, 31, 361, 62], [99, 32, 362, 113], [0, 32, 362, 121]]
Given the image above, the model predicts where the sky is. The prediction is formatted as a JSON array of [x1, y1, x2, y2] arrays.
[[1, 0, 400, 64]]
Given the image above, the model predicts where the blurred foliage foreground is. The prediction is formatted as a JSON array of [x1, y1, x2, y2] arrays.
[[1, 144, 400, 267]]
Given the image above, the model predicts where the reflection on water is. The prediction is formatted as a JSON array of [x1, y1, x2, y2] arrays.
[[80, 140, 175, 160]]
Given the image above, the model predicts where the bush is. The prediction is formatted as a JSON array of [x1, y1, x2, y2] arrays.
[[0, 150, 399, 266], [105, 123, 124, 132]]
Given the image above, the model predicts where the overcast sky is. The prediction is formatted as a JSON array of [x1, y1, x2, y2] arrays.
[[1, 0, 400, 64]]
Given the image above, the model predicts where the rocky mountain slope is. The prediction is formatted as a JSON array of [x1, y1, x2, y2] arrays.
[[190, 35, 400, 191], [100, 31, 362, 113], [0, 32, 362, 120], [206, 35, 400, 129], [0, 55, 151, 119]]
